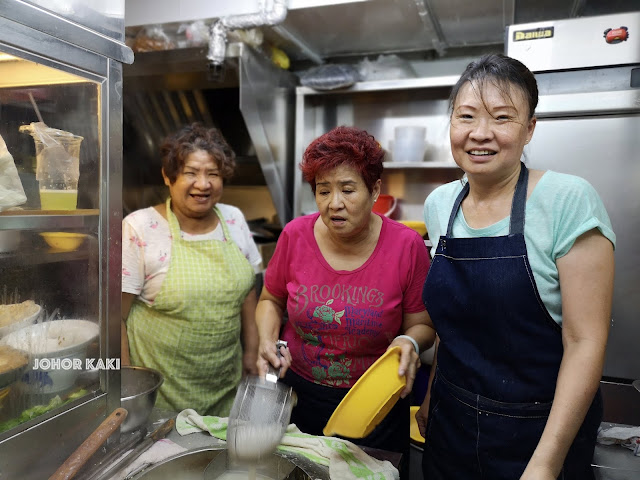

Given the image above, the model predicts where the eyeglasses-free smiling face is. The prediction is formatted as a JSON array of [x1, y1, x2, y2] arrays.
[[450, 80, 536, 179], [315, 164, 380, 241], [163, 149, 223, 219]]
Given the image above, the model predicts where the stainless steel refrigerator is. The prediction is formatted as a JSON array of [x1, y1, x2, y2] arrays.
[[507, 12, 640, 424]]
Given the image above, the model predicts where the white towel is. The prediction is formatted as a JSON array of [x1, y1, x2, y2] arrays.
[[597, 425, 640, 456], [176, 409, 400, 480]]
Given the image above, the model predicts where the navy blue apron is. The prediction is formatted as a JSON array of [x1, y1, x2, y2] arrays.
[[422, 164, 602, 479]]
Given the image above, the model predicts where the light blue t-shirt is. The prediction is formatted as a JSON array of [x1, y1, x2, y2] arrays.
[[423, 171, 616, 324]]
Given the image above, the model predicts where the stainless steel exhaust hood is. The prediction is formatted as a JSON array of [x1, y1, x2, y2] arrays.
[[122, 43, 297, 225], [126, 0, 640, 64]]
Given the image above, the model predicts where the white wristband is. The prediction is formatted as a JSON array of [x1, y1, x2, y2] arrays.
[[395, 335, 419, 354]]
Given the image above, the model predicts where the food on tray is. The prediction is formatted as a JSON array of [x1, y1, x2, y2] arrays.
[[0, 344, 28, 375], [0, 388, 87, 432], [0, 300, 39, 328]]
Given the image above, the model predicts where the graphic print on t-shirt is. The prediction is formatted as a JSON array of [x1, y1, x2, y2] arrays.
[[292, 283, 387, 387], [313, 299, 345, 324]]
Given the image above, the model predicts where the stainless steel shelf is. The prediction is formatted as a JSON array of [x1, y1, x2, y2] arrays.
[[0, 245, 89, 266], [296, 75, 460, 96], [294, 73, 462, 219], [0, 209, 99, 230]]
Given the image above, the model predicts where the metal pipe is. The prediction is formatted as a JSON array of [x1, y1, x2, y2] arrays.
[[207, 0, 289, 72], [222, 0, 288, 30], [207, 21, 228, 70]]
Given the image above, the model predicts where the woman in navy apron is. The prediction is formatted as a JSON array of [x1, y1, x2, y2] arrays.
[[417, 54, 615, 479]]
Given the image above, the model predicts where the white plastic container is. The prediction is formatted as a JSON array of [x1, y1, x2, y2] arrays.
[[391, 126, 427, 163]]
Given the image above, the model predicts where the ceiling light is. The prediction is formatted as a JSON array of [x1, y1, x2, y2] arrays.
[[0, 52, 19, 62]]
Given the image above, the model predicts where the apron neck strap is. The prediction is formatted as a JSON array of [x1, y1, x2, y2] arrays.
[[446, 162, 529, 236], [166, 197, 180, 238], [509, 162, 529, 236], [165, 197, 228, 238], [446, 182, 469, 236]]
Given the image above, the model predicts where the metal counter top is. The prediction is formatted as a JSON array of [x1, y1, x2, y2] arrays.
[[80, 408, 402, 480], [79, 410, 638, 480], [593, 423, 640, 480]]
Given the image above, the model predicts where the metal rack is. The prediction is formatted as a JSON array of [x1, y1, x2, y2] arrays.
[[294, 76, 463, 220]]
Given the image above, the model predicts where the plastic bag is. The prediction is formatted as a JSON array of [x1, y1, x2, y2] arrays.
[[227, 28, 264, 48], [298, 64, 361, 91], [20, 122, 81, 186], [176, 20, 210, 48], [358, 54, 417, 81], [0, 133, 26, 212], [132, 25, 175, 52]]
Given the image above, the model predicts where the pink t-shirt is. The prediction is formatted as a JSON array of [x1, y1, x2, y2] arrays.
[[264, 213, 430, 388]]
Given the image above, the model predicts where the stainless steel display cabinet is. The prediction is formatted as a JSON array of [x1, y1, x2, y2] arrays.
[[294, 77, 463, 222], [0, 1, 132, 477]]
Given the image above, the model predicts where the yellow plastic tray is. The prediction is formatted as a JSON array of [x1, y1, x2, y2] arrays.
[[398, 220, 427, 237], [323, 346, 406, 438], [410, 405, 425, 445]]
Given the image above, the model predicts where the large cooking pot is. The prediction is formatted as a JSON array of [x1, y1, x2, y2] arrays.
[[131, 448, 328, 480]]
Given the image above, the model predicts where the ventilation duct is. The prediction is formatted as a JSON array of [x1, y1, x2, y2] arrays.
[[207, 0, 288, 77]]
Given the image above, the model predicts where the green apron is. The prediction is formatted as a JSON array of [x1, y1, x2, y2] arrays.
[[127, 198, 255, 415]]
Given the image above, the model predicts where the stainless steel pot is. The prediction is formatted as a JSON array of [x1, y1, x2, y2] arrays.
[[131, 448, 326, 480], [120, 365, 163, 433]]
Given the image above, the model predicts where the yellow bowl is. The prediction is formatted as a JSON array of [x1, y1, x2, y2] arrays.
[[323, 346, 406, 438], [398, 220, 427, 237], [410, 405, 425, 445], [40, 232, 87, 252]]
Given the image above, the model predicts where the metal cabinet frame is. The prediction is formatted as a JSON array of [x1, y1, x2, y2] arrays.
[[0, 2, 131, 476]]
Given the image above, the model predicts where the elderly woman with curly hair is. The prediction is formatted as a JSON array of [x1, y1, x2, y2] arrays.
[[255, 126, 435, 460], [121, 123, 262, 416]]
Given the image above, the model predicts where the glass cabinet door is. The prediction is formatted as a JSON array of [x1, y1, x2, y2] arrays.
[[0, 50, 104, 436]]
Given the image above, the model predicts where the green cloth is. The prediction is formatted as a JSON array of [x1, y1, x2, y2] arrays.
[[176, 409, 399, 480], [127, 199, 255, 415]]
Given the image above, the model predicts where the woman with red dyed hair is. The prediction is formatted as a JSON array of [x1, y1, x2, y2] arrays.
[[255, 126, 435, 462]]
